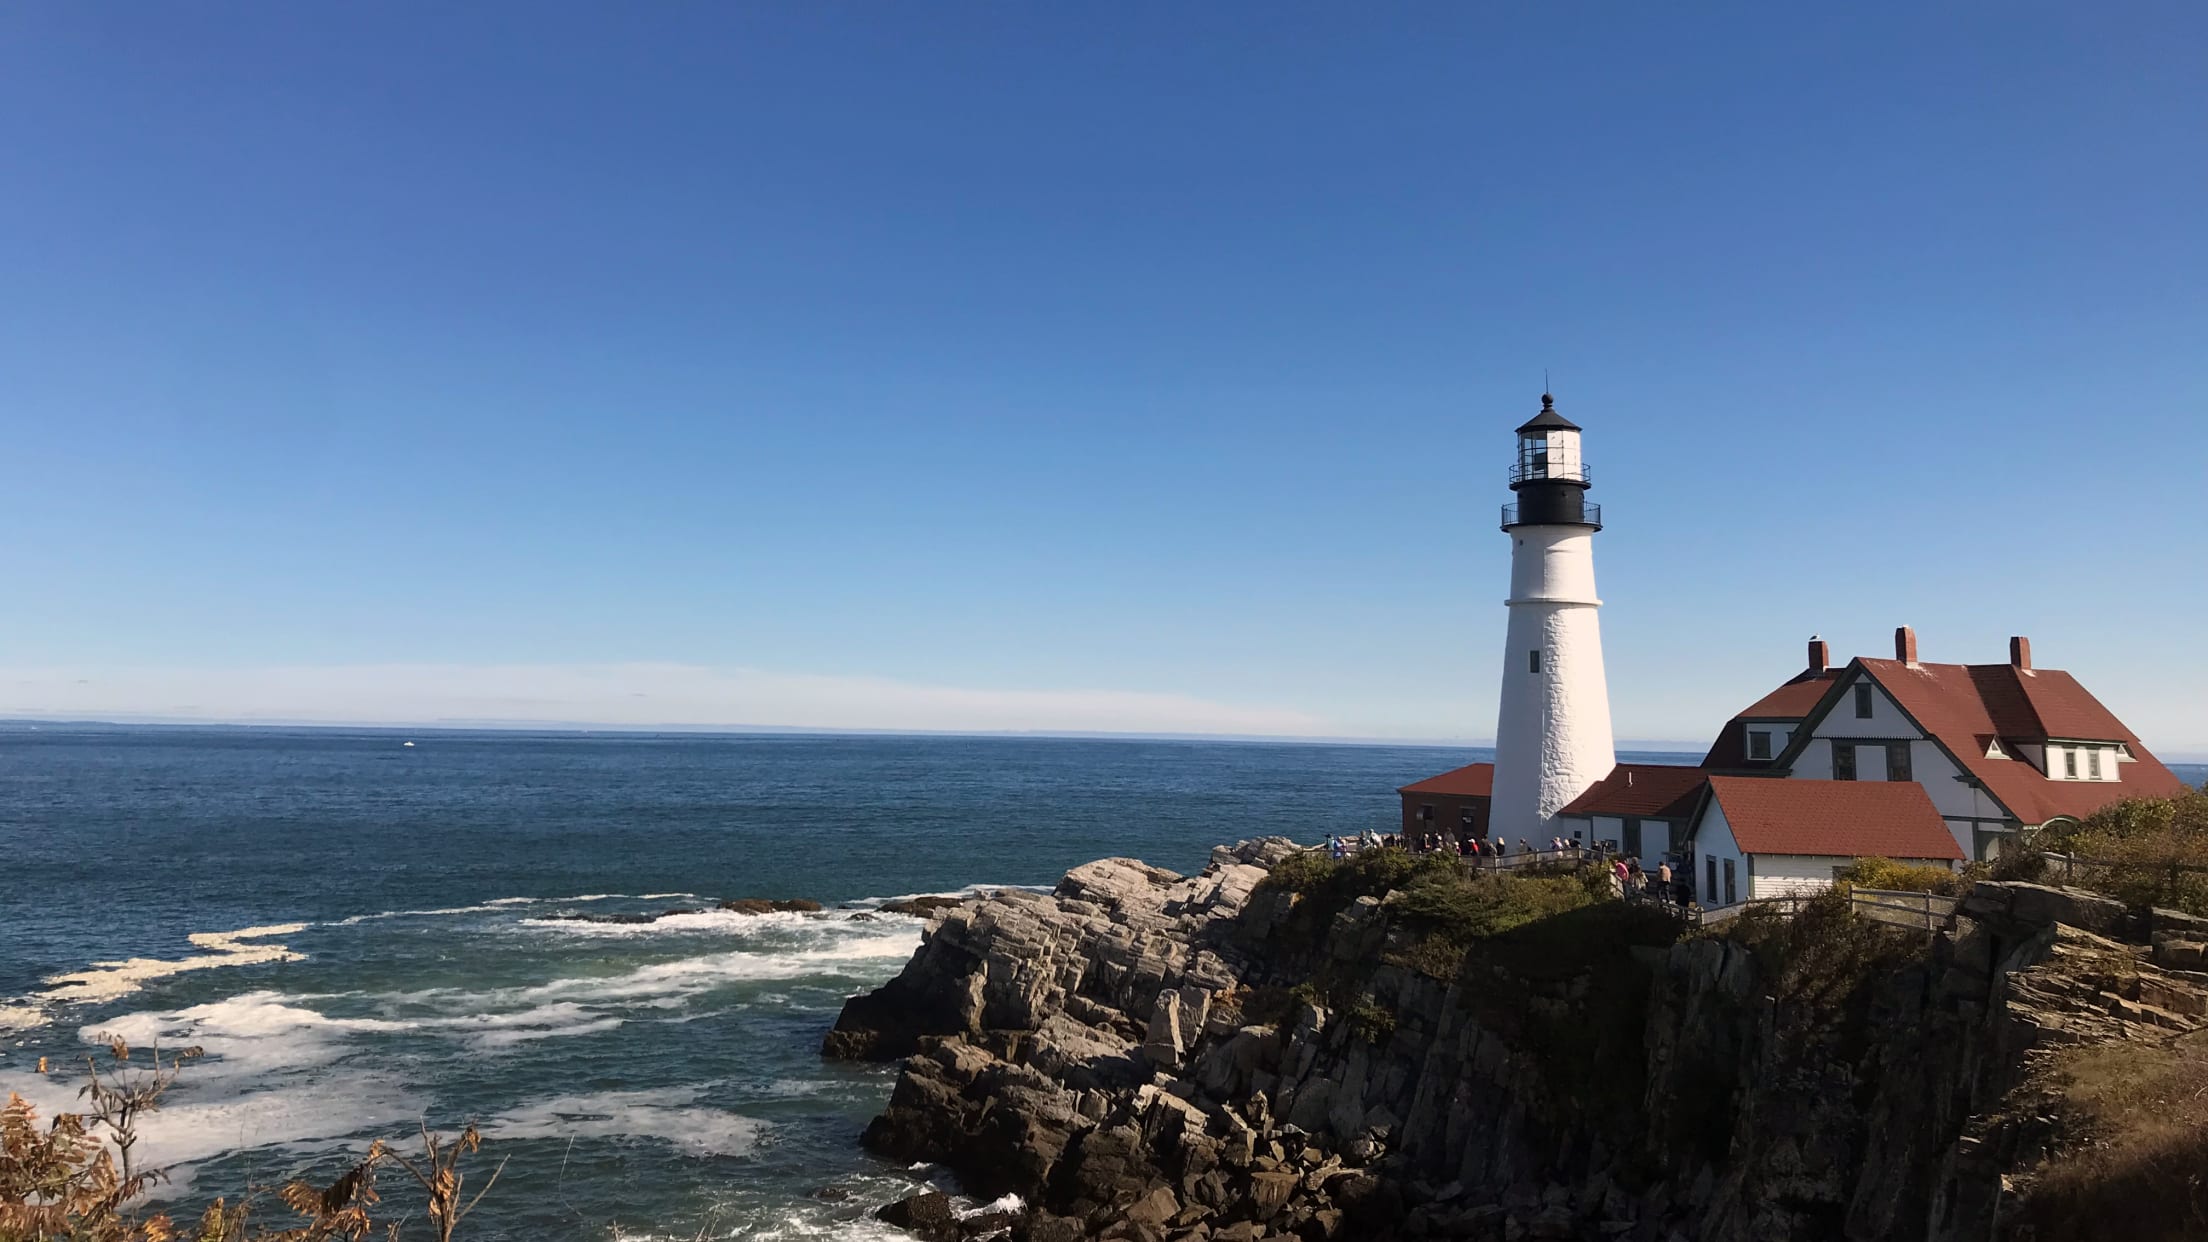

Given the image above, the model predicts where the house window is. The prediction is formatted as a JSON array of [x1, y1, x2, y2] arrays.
[[1706, 856, 1717, 904], [1723, 858, 1737, 905], [1833, 742, 1857, 781], [1854, 684, 1874, 718], [1529, 649, 1542, 674], [2063, 749, 2078, 779], [1748, 731, 1772, 760], [2087, 748, 2103, 779], [1623, 818, 1643, 857], [1886, 741, 1913, 782], [1460, 807, 1477, 829], [1418, 804, 1434, 822]]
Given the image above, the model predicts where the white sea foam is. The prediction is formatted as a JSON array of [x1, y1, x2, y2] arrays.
[[483, 1086, 766, 1158], [862, 881, 1052, 907], [961, 1192, 1026, 1218], [516, 907, 883, 939], [0, 1004, 48, 1034], [471, 1016, 625, 1048], [35, 923, 308, 1006], [515, 932, 920, 1007]]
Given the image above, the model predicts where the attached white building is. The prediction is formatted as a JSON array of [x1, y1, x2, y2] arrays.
[[1764, 629, 2187, 860], [1689, 776, 1963, 910]]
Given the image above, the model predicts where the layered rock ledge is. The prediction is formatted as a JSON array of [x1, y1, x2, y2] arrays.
[[824, 842, 2208, 1242]]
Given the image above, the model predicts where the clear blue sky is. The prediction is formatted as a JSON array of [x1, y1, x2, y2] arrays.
[[3, 5, 2204, 751]]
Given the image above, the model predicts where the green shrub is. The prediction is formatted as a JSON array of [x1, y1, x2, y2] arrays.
[[1392, 870, 1600, 942], [1343, 1000, 1397, 1044], [2033, 791, 2208, 915], [1720, 886, 1926, 1014], [1260, 848, 1464, 954], [1838, 856, 1969, 896]]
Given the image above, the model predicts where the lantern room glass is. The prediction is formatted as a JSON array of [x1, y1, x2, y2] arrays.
[[1518, 433, 1551, 479]]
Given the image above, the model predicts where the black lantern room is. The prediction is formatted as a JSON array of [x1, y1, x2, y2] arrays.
[[1501, 394, 1601, 531]]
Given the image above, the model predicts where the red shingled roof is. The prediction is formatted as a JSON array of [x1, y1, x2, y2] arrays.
[[1398, 762, 1493, 798], [1850, 659, 2187, 825], [1705, 776, 1963, 861], [1701, 670, 1840, 768], [1740, 672, 1840, 719], [1557, 763, 1707, 819]]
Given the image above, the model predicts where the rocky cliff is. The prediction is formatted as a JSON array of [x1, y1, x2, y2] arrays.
[[824, 842, 2208, 1242]]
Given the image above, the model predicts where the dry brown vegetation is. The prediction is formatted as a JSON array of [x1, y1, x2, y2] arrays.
[[2018, 790, 2208, 916], [2014, 1029, 2208, 1242], [1, 1040, 498, 1242]]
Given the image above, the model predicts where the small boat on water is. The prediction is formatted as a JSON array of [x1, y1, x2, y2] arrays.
[[402, 741, 416, 748]]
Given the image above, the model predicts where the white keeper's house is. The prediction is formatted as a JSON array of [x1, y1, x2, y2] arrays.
[[1397, 394, 2190, 910], [1559, 629, 2189, 907]]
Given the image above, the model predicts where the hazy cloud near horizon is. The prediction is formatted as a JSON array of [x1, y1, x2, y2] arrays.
[[0, 664, 1332, 737]]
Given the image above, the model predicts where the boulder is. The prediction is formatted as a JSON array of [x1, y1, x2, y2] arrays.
[[884, 894, 970, 917], [719, 896, 824, 914], [876, 1191, 960, 1240]]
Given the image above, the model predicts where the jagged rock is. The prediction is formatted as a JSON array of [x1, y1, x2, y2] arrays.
[[541, 908, 704, 924], [877, 1191, 960, 1240], [884, 894, 970, 917], [719, 896, 823, 914], [1246, 1171, 1302, 1219], [834, 851, 2208, 1242]]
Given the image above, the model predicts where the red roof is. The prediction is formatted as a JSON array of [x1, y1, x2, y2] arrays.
[[1701, 670, 1840, 768], [1848, 659, 2188, 825], [1740, 671, 1840, 719], [1557, 763, 1708, 819], [1398, 762, 1493, 798], [1704, 776, 1963, 861]]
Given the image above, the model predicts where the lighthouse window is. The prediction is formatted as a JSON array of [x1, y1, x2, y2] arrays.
[[1528, 649, 1542, 674]]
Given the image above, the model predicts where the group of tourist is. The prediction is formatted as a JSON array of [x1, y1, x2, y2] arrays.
[[1610, 855, 1692, 905], [1317, 832, 1696, 906], [1321, 832, 1587, 863]]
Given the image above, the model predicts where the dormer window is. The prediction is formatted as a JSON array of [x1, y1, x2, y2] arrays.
[[1748, 731, 1772, 760], [1985, 738, 2008, 759], [2087, 748, 2102, 779]]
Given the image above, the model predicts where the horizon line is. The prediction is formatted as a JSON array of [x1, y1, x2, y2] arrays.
[[0, 714, 1727, 754]]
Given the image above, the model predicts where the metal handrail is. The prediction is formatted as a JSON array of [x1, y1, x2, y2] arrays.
[[1509, 462, 1591, 485], [1500, 502, 1602, 528]]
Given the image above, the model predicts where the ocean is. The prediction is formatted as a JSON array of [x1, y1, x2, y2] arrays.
[[3, 727, 2198, 1240], [0, 727, 1522, 1240]]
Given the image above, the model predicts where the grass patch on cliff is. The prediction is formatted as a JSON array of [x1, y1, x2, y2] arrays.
[[1260, 849, 1465, 957], [2016, 1029, 2208, 1241], [1263, 848, 1625, 975]]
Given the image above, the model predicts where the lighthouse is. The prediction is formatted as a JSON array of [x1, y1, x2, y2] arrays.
[[1488, 394, 1617, 840]]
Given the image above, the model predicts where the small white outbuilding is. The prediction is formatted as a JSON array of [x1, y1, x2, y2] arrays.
[[1687, 776, 1963, 910]]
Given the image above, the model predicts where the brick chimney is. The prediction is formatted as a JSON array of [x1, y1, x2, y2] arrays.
[[1807, 635, 1830, 674], [2010, 635, 2032, 672], [1895, 625, 1918, 666]]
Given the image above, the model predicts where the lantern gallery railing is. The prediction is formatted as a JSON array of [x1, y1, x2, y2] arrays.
[[1500, 502, 1602, 529], [1509, 461, 1592, 485]]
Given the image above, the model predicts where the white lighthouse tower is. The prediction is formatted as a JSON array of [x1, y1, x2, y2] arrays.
[[1488, 394, 1616, 840]]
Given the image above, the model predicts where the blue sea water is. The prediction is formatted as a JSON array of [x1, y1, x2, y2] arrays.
[[3, 726, 2198, 1240], [0, 727, 1526, 1240]]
